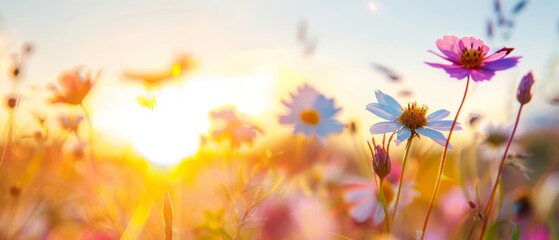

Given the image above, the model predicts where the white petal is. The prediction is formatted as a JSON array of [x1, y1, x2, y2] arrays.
[[366, 103, 400, 121], [415, 128, 454, 150], [375, 90, 402, 113], [369, 122, 403, 134], [372, 205, 385, 226], [396, 128, 412, 143], [426, 109, 450, 121], [427, 120, 462, 131], [350, 199, 374, 222]]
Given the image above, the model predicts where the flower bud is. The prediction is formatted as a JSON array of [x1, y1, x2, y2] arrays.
[[371, 139, 391, 180], [517, 71, 535, 105], [6, 97, 17, 109]]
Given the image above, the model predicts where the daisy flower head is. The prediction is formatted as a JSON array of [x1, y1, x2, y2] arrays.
[[426, 35, 521, 81], [279, 84, 344, 143], [343, 177, 417, 225], [367, 90, 461, 149]]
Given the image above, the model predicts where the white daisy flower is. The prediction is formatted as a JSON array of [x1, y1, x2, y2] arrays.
[[279, 84, 344, 143], [366, 90, 462, 149]]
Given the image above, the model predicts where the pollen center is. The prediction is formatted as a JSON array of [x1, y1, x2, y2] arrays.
[[300, 109, 320, 126], [460, 48, 484, 68], [379, 181, 395, 204], [397, 102, 428, 130]]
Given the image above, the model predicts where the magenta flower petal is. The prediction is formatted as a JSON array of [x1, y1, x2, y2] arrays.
[[470, 68, 496, 82], [483, 51, 507, 62], [458, 36, 489, 53], [483, 57, 521, 71], [425, 62, 471, 80], [427, 35, 520, 81], [435, 35, 462, 62]]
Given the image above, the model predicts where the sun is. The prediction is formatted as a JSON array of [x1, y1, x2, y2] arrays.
[[92, 71, 275, 167]]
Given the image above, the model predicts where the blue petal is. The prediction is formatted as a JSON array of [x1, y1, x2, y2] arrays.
[[395, 128, 411, 145], [366, 103, 401, 121], [426, 109, 450, 121], [316, 119, 344, 137], [375, 90, 402, 114], [415, 128, 453, 150], [314, 95, 340, 118], [369, 121, 403, 134], [427, 120, 462, 131]]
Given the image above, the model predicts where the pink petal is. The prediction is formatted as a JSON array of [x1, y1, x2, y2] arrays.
[[470, 68, 496, 82], [459, 37, 489, 54], [435, 35, 462, 61], [483, 50, 507, 62], [425, 62, 470, 80], [483, 57, 521, 71]]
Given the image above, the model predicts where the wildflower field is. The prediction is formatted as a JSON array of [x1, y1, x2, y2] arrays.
[[1, 1, 559, 239]]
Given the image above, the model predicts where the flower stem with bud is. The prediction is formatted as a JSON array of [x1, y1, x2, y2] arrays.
[[391, 137, 413, 224], [479, 72, 534, 239]]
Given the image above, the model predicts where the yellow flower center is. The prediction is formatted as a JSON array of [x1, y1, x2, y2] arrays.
[[300, 109, 320, 126], [460, 48, 484, 68], [397, 102, 428, 130], [379, 181, 395, 204]]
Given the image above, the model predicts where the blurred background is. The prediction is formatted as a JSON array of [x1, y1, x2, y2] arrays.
[[0, 0, 558, 239]]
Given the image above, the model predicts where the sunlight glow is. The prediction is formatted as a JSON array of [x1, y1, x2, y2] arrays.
[[93, 71, 276, 167]]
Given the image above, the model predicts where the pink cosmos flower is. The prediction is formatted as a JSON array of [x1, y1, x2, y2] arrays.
[[209, 106, 262, 148], [426, 35, 520, 81], [49, 70, 96, 105]]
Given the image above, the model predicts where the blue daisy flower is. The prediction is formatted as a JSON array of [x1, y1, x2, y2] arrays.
[[366, 90, 461, 149], [279, 84, 344, 143]]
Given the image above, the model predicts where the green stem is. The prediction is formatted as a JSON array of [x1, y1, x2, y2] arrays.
[[80, 103, 96, 170], [421, 76, 471, 239], [478, 104, 524, 240], [390, 137, 413, 224], [378, 178, 391, 233]]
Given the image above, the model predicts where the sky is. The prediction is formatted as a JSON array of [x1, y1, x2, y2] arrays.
[[0, 0, 558, 164]]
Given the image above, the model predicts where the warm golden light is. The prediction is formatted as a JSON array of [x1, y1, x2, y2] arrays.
[[93, 71, 276, 166]]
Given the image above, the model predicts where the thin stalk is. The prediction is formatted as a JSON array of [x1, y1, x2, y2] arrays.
[[466, 220, 478, 240], [478, 105, 524, 239], [421, 76, 471, 239], [378, 178, 391, 233], [0, 109, 15, 168], [390, 137, 413, 224], [80, 103, 96, 170]]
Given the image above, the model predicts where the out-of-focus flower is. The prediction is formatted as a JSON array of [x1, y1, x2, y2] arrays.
[[367, 90, 461, 149], [260, 202, 294, 240], [123, 53, 197, 88], [426, 35, 520, 81], [49, 70, 95, 105], [371, 137, 391, 180], [440, 187, 469, 222], [343, 177, 417, 224], [259, 196, 338, 240], [59, 114, 84, 133], [293, 196, 338, 239], [279, 84, 344, 143], [81, 230, 119, 240], [480, 123, 523, 161], [517, 71, 535, 105], [210, 106, 262, 148]]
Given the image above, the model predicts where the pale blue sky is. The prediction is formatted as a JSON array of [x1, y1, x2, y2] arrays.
[[0, 0, 558, 137]]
